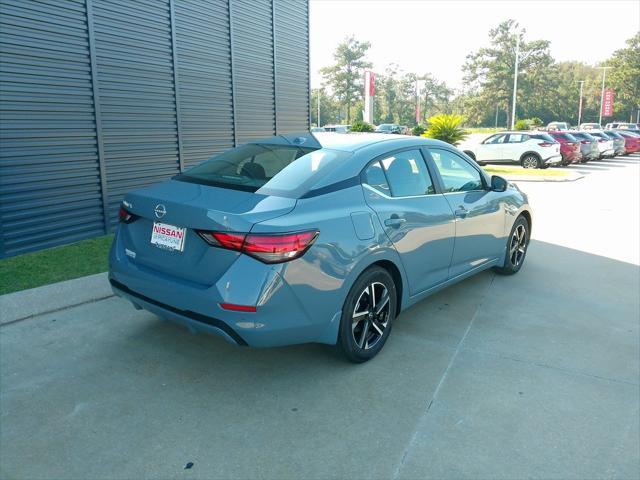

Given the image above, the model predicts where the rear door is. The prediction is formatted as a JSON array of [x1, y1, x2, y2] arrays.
[[476, 133, 507, 162], [504, 133, 529, 161], [427, 147, 506, 278], [362, 148, 455, 295]]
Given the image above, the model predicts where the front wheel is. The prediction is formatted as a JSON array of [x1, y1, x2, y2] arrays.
[[521, 154, 541, 169], [493, 215, 530, 275], [336, 266, 397, 363]]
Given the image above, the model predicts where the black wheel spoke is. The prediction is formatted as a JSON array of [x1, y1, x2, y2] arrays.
[[351, 281, 391, 350]]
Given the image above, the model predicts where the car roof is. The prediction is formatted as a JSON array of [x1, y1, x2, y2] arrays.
[[312, 132, 440, 152]]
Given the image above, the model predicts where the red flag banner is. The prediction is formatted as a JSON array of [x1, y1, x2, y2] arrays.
[[602, 89, 614, 117]]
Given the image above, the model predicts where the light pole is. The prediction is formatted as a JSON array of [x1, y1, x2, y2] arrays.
[[510, 32, 520, 130], [598, 66, 612, 126], [317, 88, 321, 127], [577, 80, 585, 126], [495, 105, 499, 128]]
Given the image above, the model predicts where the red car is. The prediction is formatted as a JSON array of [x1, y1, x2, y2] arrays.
[[548, 131, 582, 165], [614, 130, 640, 154]]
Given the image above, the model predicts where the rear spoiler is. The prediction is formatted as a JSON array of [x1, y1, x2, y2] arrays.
[[250, 132, 322, 150]]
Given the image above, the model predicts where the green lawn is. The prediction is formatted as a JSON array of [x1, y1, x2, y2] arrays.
[[0, 235, 113, 295]]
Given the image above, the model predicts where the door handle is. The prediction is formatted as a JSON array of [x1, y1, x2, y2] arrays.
[[454, 206, 468, 218], [384, 216, 406, 228]]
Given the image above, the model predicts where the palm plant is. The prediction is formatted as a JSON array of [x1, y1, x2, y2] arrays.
[[421, 114, 468, 145]]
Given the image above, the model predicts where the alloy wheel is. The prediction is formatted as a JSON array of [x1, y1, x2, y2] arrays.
[[351, 282, 391, 350], [522, 156, 538, 169], [509, 224, 527, 267]]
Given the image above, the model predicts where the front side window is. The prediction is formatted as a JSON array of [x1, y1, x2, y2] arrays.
[[485, 134, 507, 144], [430, 149, 484, 193]]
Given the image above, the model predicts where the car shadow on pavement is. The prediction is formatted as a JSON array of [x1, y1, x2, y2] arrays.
[[1, 240, 638, 480]]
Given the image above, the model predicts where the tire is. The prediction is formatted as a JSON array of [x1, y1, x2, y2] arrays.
[[336, 266, 398, 363], [521, 154, 541, 169], [493, 215, 530, 275]]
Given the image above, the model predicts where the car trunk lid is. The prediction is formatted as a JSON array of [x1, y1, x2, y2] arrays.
[[119, 179, 295, 285]]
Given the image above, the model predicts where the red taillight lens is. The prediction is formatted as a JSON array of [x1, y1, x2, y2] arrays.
[[538, 142, 555, 147], [219, 303, 257, 312], [118, 206, 137, 223], [580, 140, 590, 144], [197, 230, 319, 264], [598, 138, 607, 143]]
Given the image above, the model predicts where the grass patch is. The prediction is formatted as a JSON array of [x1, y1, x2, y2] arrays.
[[0, 235, 113, 295], [483, 166, 569, 177]]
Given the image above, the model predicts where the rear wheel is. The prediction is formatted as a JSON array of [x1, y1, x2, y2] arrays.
[[493, 215, 529, 275], [521, 154, 541, 169], [336, 266, 397, 363]]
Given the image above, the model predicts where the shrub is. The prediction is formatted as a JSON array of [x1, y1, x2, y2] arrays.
[[421, 114, 468, 145], [514, 117, 544, 131], [350, 120, 374, 132], [412, 124, 427, 136]]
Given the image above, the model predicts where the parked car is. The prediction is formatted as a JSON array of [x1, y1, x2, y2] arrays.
[[546, 121, 569, 131], [109, 132, 532, 362], [310, 127, 325, 133], [375, 123, 402, 134], [613, 130, 640, 154], [587, 131, 616, 158], [399, 126, 411, 135], [324, 124, 351, 133], [605, 122, 640, 132], [616, 130, 640, 155], [569, 131, 600, 162], [601, 131, 626, 156], [579, 123, 602, 131], [547, 131, 582, 165], [462, 131, 562, 169]]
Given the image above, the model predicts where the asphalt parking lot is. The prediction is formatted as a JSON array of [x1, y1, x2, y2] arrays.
[[1, 154, 639, 479]]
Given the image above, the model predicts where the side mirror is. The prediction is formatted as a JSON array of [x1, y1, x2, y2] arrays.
[[491, 175, 508, 192]]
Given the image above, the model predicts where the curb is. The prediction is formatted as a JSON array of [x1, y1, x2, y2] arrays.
[[0, 272, 113, 325]]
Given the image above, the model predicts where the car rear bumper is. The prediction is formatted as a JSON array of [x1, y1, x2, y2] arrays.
[[544, 154, 563, 165], [108, 229, 337, 348]]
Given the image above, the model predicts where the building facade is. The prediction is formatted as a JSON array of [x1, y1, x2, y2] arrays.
[[0, 0, 310, 257]]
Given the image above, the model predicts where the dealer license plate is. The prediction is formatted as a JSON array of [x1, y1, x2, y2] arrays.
[[150, 222, 186, 252]]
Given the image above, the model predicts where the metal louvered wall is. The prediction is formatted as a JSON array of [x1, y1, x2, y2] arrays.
[[0, 0, 310, 258]]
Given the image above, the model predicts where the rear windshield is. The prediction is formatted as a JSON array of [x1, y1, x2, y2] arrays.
[[590, 132, 606, 139], [551, 133, 578, 142], [572, 132, 596, 141], [603, 131, 622, 139], [176, 144, 351, 197], [531, 133, 557, 142]]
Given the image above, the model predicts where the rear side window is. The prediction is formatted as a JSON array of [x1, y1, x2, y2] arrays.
[[551, 133, 578, 142], [364, 150, 435, 197], [507, 134, 528, 143], [177, 144, 350, 197], [430, 149, 484, 193]]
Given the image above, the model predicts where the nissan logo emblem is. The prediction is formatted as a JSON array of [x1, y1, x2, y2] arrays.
[[154, 204, 167, 219]]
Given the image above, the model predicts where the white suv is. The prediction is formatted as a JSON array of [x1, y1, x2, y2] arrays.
[[462, 131, 562, 169]]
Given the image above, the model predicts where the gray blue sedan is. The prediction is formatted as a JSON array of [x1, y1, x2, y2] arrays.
[[109, 133, 532, 362]]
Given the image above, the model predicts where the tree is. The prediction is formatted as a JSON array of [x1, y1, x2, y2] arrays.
[[311, 88, 341, 126], [350, 120, 374, 132], [320, 36, 372, 123], [604, 32, 640, 122], [463, 20, 554, 127]]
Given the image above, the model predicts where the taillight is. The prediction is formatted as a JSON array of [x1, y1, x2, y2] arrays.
[[118, 206, 137, 223], [580, 140, 590, 144], [197, 230, 319, 264], [538, 142, 555, 147], [598, 138, 607, 143]]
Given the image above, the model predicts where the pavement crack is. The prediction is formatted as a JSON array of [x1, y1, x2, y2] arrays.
[[462, 346, 640, 387], [391, 274, 496, 480]]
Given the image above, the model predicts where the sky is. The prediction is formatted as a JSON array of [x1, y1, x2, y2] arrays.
[[309, 0, 640, 91]]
